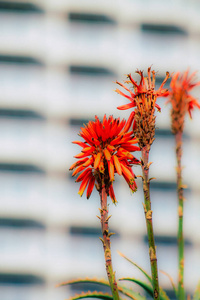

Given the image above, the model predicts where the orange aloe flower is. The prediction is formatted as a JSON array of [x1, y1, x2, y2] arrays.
[[115, 67, 170, 149], [167, 70, 200, 134], [69, 114, 140, 203]]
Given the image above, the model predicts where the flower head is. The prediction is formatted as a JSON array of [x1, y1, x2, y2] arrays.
[[115, 67, 170, 111], [69, 114, 140, 203], [115, 67, 170, 149], [167, 70, 200, 134]]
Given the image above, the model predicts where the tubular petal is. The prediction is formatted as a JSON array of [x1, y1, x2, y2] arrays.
[[72, 164, 85, 177], [76, 168, 92, 182], [108, 160, 115, 181], [69, 158, 88, 170], [78, 172, 91, 197], [117, 103, 135, 110], [109, 184, 117, 204], [94, 152, 102, 169], [104, 148, 111, 161], [82, 146, 95, 153], [113, 155, 122, 175], [83, 157, 93, 167], [86, 176, 95, 199]]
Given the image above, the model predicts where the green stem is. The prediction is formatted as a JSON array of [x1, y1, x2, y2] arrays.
[[175, 131, 185, 300], [141, 146, 160, 300], [99, 187, 120, 300]]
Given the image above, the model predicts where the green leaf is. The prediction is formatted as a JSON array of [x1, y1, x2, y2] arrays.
[[57, 278, 110, 288], [160, 270, 178, 299], [118, 253, 170, 300], [57, 277, 147, 300], [193, 281, 200, 300], [119, 278, 153, 298], [118, 252, 152, 284], [119, 278, 169, 300], [118, 284, 146, 300], [65, 291, 113, 300]]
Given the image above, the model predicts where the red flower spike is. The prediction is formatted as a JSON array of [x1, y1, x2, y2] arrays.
[[69, 115, 140, 201], [115, 67, 170, 149], [116, 68, 170, 113]]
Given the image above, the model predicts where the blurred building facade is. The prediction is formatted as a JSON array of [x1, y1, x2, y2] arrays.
[[0, 1, 200, 299]]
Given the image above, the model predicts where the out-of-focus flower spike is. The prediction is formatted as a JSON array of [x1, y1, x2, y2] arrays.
[[94, 152, 102, 169]]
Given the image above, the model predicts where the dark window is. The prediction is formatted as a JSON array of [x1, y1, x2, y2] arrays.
[[0, 163, 45, 174], [144, 235, 191, 246], [141, 23, 187, 35], [69, 12, 116, 25], [69, 65, 115, 77], [0, 273, 45, 285], [0, 218, 45, 230], [0, 109, 45, 120], [70, 282, 110, 293], [0, 55, 43, 66], [155, 129, 173, 138], [155, 75, 171, 89], [150, 181, 177, 192], [70, 226, 119, 238], [69, 118, 90, 127], [0, 2, 44, 13]]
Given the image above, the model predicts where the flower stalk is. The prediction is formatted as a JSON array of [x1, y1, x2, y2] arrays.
[[99, 187, 120, 300], [116, 67, 170, 300], [141, 146, 160, 300], [175, 131, 185, 300], [167, 70, 200, 300]]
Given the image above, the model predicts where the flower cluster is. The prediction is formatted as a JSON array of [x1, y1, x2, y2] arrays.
[[115, 67, 170, 149], [69, 114, 140, 203], [167, 70, 200, 134]]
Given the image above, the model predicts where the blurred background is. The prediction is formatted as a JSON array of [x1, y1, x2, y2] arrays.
[[0, 0, 200, 299]]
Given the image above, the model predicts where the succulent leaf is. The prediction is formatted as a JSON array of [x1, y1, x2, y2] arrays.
[[193, 281, 200, 300]]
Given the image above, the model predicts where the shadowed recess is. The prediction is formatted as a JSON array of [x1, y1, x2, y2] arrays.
[[0, 1, 44, 13], [69, 282, 110, 293], [0, 273, 45, 285], [0, 55, 44, 66], [0, 218, 45, 229], [0, 109, 45, 120], [141, 23, 188, 35], [69, 65, 115, 76], [144, 234, 192, 246], [0, 163, 45, 174], [69, 226, 119, 238], [68, 12, 116, 24]]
